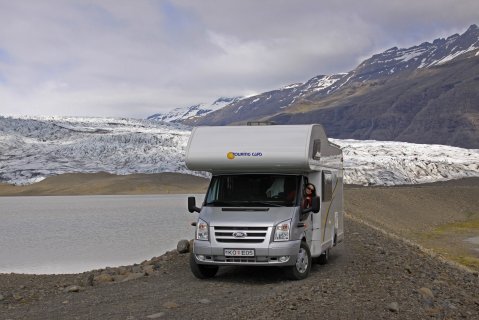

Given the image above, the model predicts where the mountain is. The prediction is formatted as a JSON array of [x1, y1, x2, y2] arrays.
[[1, 116, 478, 186], [181, 25, 479, 148], [147, 97, 242, 123]]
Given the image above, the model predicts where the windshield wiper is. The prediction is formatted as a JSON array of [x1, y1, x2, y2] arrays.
[[206, 200, 284, 207], [246, 201, 283, 207], [206, 200, 230, 206]]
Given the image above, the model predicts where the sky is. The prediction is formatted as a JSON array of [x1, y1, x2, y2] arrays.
[[0, 0, 478, 119]]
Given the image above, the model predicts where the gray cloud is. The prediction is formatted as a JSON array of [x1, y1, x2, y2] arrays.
[[0, 0, 478, 118]]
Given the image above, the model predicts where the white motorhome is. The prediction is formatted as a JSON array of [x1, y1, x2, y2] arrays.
[[186, 124, 343, 280]]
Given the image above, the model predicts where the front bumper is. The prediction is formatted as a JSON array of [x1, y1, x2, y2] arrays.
[[192, 239, 301, 266]]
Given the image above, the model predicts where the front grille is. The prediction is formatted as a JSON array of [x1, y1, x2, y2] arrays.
[[209, 256, 284, 264], [224, 257, 256, 263], [213, 226, 269, 243], [217, 239, 264, 243]]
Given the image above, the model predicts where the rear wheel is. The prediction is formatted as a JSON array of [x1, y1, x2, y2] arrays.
[[189, 252, 219, 279], [318, 248, 330, 265], [287, 241, 311, 280]]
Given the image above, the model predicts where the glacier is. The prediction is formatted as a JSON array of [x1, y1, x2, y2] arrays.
[[0, 116, 198, 185], [336, 139, 479, 186], [1, 116, 478, 186]]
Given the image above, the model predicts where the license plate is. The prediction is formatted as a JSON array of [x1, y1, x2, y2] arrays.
[[224, 249, 255, 257]]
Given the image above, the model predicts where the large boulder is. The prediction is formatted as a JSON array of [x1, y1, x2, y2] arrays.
[[177, 239, 191, 253]]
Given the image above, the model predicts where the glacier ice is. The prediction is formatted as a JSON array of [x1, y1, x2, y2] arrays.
[[1, 116, 478, 186]]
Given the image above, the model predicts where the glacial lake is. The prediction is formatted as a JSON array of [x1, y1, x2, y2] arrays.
[[0, 195, 201, 274]]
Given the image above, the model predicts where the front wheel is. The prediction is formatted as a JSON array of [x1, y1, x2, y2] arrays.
[[189, 252, 219, 279], [286, 241, 311, 280]]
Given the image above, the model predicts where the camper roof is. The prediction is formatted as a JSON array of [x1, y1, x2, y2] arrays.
[[185, 124, 342, 174]]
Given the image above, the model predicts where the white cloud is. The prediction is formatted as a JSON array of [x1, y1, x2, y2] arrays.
[[0, 0, 478, 118]]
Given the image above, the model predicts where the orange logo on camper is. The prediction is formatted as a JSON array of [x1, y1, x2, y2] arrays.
[[226, 152, 235, 160]]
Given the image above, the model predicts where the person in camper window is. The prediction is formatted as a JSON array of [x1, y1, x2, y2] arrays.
[[303, 183, 316, 208]]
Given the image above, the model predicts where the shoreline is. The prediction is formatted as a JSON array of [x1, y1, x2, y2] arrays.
[[0, 172, 210, 196], [2, 172, 478, 197]]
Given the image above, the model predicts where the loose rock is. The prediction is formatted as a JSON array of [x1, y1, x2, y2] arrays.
[[131, 266, 142, 273], [177, 239, 190, 254], [425, 307, 443, 316], [162, 301, 179, 309], [85, 273, 94, 286], [418, 287, 434, 300], [387, 302, 399, 312], [117, 267, 129, 275], [95, 274, 114, 283], [199, 298, 211, 304], [121, 272, 145, 282], [146, 312, 165, 319], [143, 265, 155, 275], [64, 285, 81, 293]]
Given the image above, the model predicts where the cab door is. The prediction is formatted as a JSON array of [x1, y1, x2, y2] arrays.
[[304, 173, 322, 256], [298, 176, 313, 247]]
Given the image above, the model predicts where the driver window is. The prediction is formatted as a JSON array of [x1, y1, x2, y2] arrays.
[[266, 177, 284, 198]]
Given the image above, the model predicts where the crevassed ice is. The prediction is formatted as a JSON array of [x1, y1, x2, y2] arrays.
[[1, 116, 478, 186]]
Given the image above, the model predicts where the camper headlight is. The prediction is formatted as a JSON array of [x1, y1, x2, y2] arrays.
[[196, 219, 209, 241], [274, 220, 291, 242]]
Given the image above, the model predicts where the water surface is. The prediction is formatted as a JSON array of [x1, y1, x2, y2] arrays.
[[0, 194, 201, 274], [465, 236, 479, 253]]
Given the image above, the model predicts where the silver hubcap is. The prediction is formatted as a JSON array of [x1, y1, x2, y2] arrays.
[[295, 248, 308, 273]]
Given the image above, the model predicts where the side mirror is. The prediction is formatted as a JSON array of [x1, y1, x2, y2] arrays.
[[301, 196, 320, 219], [312, 196, 320, 213], [188, 196, 201, 213]]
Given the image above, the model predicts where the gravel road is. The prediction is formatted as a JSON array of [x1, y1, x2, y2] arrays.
[[2, 217, 478, 320]]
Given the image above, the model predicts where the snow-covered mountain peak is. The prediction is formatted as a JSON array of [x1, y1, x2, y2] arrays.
[[352, 24, 479, 81], [147, 97, 242, 123], [281, 83, 303, 90]]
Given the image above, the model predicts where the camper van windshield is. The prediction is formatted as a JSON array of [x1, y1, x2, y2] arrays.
[[205, 174, 301, 207]]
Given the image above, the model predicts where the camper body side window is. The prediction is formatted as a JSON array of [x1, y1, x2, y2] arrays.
[[312, 140, 321, 160], [322, 171, 333, 202]]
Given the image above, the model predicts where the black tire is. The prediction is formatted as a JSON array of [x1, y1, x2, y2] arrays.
[[189, 252, 219, 279], [287, 241, 311, 280], [318, 248, 329, 265]]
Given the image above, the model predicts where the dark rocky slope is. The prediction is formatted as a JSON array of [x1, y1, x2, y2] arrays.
[[182, 25, 479, 148]]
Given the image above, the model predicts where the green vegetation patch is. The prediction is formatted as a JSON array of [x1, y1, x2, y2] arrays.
[[415, 218, 479, 272], [454, 255, 479, 269], [434, 218, 479, 234]]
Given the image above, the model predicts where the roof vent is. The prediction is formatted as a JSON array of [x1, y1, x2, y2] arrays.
[[246, 121, 276, 126]]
